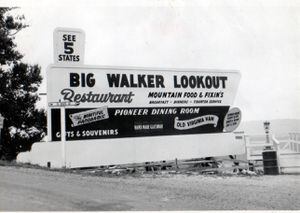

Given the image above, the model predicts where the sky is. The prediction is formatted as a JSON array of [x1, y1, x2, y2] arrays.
[[2, 0, 300, 121]]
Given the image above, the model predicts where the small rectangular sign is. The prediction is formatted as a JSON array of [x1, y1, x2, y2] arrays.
[[53, 28, 85, 65], [69, 106, 109, 127]]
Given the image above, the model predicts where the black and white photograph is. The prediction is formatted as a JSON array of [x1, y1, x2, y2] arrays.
[[0, 0, 299, 211]]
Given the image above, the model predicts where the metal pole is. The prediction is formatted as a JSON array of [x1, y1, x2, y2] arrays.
[[61, 107, 66, 168]]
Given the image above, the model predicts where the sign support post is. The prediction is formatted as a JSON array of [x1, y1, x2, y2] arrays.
[[61, 106, 66, 168], [49, 101, 79, 168]]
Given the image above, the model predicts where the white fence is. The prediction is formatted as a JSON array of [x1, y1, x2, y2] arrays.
[[245, 132, 300, 173]]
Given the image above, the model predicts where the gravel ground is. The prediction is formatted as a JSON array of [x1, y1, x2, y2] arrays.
[[0, 165, 299, 211]]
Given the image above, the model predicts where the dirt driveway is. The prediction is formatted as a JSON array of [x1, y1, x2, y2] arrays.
[[0, 166, 299, 211]]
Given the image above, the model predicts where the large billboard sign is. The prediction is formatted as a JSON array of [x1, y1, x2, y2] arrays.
[[17, 28, 244, 168], [47, 65, 241, 141]]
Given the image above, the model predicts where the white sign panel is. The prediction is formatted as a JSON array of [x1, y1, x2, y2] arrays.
[[47, 65, 240, 107], [53, 28, 85, 65]]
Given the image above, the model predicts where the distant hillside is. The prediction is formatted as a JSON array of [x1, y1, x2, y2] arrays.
[[236, 119, 300, 136]]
